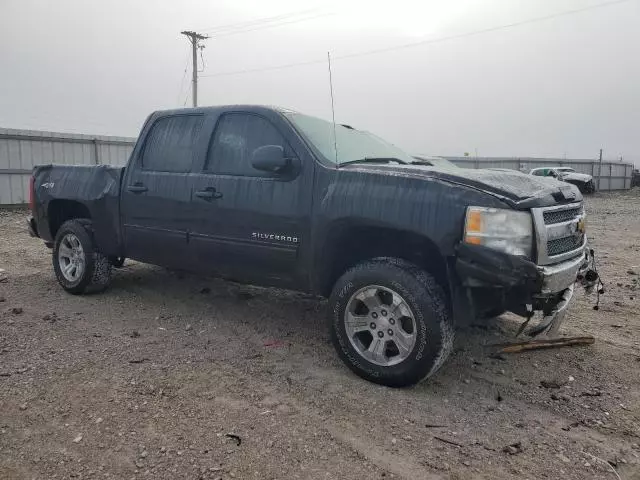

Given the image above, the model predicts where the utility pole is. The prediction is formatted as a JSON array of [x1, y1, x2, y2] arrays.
[[597, 148, 603, 191], [180, 31, 209, 107]]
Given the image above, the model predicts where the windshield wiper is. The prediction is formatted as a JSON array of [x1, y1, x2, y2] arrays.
[[338, 157, 408, 167], [410, 160, 433, 166]]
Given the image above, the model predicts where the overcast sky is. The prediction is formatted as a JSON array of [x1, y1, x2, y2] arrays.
[[1, 0, 638, 164]]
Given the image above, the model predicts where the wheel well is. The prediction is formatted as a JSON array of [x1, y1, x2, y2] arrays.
[[48, 200, 91, 238], [320, 226, 450, 299]]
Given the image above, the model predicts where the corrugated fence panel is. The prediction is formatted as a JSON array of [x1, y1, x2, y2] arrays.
[[1, 128, 634, 205], [0, 128, 136, 205], [447, 156, 633, 192]]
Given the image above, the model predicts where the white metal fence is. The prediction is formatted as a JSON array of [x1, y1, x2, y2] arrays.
[[0, 128, 135, 205], [445, 156, 634, 191], [0, 128, 634, 205]]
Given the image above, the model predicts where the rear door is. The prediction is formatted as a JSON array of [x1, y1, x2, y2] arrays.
[[188, 111, 313, 288], [121, 113, 205, 268]]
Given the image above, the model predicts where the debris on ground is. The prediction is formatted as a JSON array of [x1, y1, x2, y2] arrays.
[[236, 291, 254, 301], [10, 307, 23, 315], [263, 340, 286, 348], [128, 358, 150, 364], [540, 378, 569, 389], [489, 352, 507, 361], [498, 336, 595, 354], [562, 422, 581, 432], [43, 313, 58, 323], [580, 389, 602, 397], [73, 434, 83, 443], [583, 452, 623, 480], [434, 436, 464, 448], [225, 434, 242, 446], [185, 324, 193, 331], [503, 441, 523, 455], [130, 330, 140, 338]]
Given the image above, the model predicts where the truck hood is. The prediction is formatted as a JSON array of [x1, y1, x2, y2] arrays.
[[341, 163, 582, 208]]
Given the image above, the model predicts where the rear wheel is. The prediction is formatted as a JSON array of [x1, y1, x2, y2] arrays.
[[329, 258, 454, 387], [52, 219, 112, 294]]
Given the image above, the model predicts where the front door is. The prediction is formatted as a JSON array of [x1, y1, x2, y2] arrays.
[[121, 113, 204, 269], [188, 111, 313, 289]]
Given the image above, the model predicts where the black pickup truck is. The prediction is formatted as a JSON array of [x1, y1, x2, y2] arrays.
[[28, 105, 595, 387]]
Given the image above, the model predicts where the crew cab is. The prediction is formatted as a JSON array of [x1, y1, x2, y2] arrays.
[[529, 167, 595, 193], [28, 105, 595, 387]]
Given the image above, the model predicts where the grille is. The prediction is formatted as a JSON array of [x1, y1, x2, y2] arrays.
[[547, 234, 584, 256], [543, 207, 582, 225]]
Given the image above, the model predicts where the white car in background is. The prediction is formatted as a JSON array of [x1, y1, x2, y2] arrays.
[[529, 167, 595, 194]]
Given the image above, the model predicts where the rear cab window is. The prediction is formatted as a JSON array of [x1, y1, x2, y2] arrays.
[[142, 115, 204, 172]]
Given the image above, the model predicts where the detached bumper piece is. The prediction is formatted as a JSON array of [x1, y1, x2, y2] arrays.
[[526, 285, 573, 337]]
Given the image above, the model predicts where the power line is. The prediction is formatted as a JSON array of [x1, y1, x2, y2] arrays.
[[201, 58, 323, 78], [199, 45, 206, 72], [199, 8, 323, 34], [200, 0, 634, 79], [204, 12, 334, 38], [183, 83, 191, 107], [337, 0, 634, 61], [176, 52, 190, 105]]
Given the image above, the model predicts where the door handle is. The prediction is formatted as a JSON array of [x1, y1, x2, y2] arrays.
[[194, 187, 222, 200], [127, 184, 148, 194]]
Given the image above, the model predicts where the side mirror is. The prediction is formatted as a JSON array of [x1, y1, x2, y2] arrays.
[[251, 145, 289, 173]]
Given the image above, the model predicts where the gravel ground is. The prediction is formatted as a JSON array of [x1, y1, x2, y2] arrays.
[[1, 190, 639, 480]]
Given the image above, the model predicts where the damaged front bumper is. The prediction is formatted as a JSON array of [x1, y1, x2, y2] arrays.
[[456, 242, 592, 336]]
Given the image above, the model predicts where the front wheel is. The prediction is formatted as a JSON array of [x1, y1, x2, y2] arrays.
[[52, 219, 112, 295], [329, 258, 454, 387]]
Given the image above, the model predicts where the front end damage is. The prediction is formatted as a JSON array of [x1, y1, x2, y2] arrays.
[[455, 201, 598, 337]]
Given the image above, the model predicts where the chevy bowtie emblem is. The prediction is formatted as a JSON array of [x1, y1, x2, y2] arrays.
[[577, 218, 586, 234]]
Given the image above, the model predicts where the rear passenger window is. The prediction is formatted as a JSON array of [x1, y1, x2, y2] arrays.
[[206, 113, 286, 176], [142, 115, 203, 172]]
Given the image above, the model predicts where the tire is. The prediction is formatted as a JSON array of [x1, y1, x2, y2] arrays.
[[329, 258, 454, 387], [52, 219, 112, 295]]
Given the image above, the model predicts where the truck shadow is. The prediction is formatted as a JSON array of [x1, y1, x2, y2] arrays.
[[107, 262, 529, 388], [107, 262, 607, 402]]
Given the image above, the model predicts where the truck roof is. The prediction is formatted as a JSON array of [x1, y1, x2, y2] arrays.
[[152, 105, 298, 116]]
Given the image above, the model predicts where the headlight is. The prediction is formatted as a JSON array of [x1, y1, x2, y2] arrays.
[[464, 207, 533, 258]]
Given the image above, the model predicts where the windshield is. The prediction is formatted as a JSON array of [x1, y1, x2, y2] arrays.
[[285, 112, 415, 165], [557, 167, 576, 173]]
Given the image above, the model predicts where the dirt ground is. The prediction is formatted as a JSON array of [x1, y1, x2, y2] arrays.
[[1, 190, 639, 480]]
